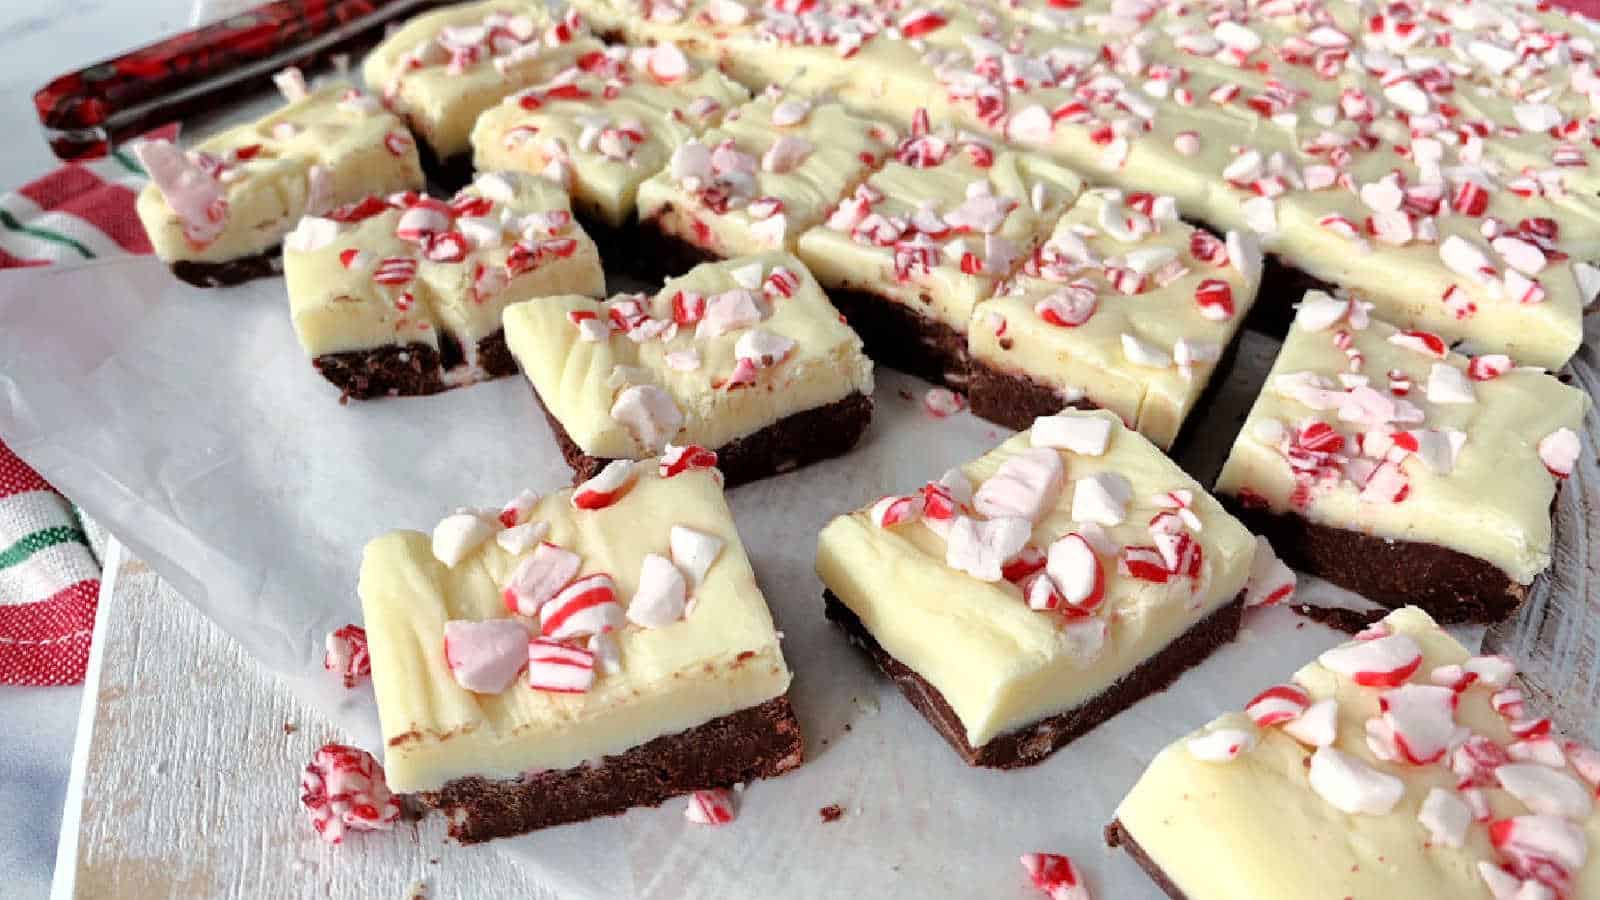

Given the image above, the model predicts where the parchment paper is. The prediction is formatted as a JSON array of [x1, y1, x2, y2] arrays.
[[0, 253, 1555, 900]]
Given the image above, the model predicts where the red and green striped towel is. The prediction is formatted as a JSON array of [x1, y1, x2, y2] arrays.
[[0, 133, 170, 686]]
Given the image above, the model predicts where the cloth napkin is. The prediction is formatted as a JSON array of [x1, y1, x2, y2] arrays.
[[0, 138, 166, 685]]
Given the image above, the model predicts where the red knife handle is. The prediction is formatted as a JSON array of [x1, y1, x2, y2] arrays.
[[34, 0, 444, 160]]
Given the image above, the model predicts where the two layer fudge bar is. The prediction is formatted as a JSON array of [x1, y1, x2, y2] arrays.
[[285, 171, 604, 399], [1215, 291, 1588, 623], [470, 41, 749, 258], [796, 109, 1083, 388], [634, 90, 896, 267], [503, 251, 873, 486], [816, 409, 1256, 768], [361, 0, 601, 184], [361, 457, 804, 842], [133, 76, 422, 287], [1110, 606, 1600, 900], [968, 189, 1262, 450]]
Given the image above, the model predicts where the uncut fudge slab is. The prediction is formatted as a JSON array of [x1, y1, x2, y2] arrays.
[[968, 189, 1262, 451], [795, 108, 1083, 388], [634, 91, 897, 263], [285, 171, 604, 400], [816, 409, 1257, 768], [1110, 606, 1600, 900], [360, 459, 803, 843], [471, 42, 749, 234], [361, 0, 602, 180], [1214, 291, 1588, 624], [504, 251, 873, 486], [132, 78, 422, 288]]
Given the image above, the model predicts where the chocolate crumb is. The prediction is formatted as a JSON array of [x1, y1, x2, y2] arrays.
[[283, 723, 298, 735], [1289, 603, 1387, 635], [819, 804, 844, 823], [898, 389, 914, 401]]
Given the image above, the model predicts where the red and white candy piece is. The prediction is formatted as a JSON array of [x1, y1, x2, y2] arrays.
[[1245, 683, 1310, 727], [1019, 852, 1090, 900], [540, 574, 623, 640], [670, 525, 724, 590], [300, 743, 401, 845], [1032, 412, 1112, 456], [684, 788, 736, 825], [923, 387, 966, 418], [1045, 533, 1105, 612], [573, 460, 638, 510], [1378, 683, 1460, 765], [432, 511, 497, 567], [628, 554, 687, 629], [527, 638, 595, 693], [1282, 698, 1340, 748], [1035, 286, 1098, 327], [1497, 764, 1594, 820], [1308, 746, 1404, 815], [660, 444, 718, 478], [503, 542, 580, 617], [323, 625, 371, 689], [134, 140, 230, 247], [612, 385, 684, 453], [1467, 354, 1513, 381], [1194, 279, 1235, 321], [443, 618, 530, 693], [1538, 428, 1579, 479], [1490, 815, 1587, 889], [1187, 727, 1257, 762], [945, 515, 1032, 583], [1318, 633, 1423, 687], [498, 488, 540, 528], [1070, 472, 1131, 527], [973, 447, 1063, 524], [1426, 363, 1477, 405], [871, 494, 924, 528], [1243, 536, 1295, 607]]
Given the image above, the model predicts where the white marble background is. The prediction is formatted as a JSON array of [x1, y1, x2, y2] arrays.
[[0, 2, 191, 896]]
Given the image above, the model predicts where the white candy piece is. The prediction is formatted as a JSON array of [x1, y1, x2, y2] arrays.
[[1121, 333, 1172, 368], [1046, 533, 1103, 607], [496, 520, 549, 554], [1538, 428, 1579, 478], [972, 448, 1064, 523], [1282, 698, 1340, 748], [1307, 746, 1405, 815], [696, 290, 765, 338], [611, 384, 684, 453], [1426, 363, 1476, 405], [1032, 412, 1112, 456], [628, 553, 688, 628], [1417, 787, 1472, 848], [1379, 683, 1460, 764], [285, 215, 339, 253], [504, 542, 582, 617], [1187, 727, 1257, 762], [1464, 655, 1516, 688], [734, 328, 796, 367], [443, 619, 530, 693], [1243, 535, 1295, 607], [431, 512, 496, 567], [1295, 292, 1349, 331], [587, 632, 622, 675], [945, 515, 1032, 582], [1496, 764, 1594, 820], [670, 526, 725, 590], [1318, 634, 1422, 686], [1070, 472, 1132, 526]]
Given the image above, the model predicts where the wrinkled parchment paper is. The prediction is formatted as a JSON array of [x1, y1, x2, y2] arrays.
[[3, 252, 1587, 898]]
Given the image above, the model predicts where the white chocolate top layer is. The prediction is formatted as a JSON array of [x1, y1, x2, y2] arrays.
[[969, 189, 1261, 450], [504, 251, 873, 457], [362, 463, 792, 792], [135, 82, 423, 264], [1214, 292, 1588, 584], [1118, 606, 1600, 900], [362, 0, 603, 158], [285, 171, 603, 368], [816, 411, 1255, 750], [635, 91, 896, 256], [471, 44, 749, 227], [574, 0, 1600, 368], [796, 129, 1084, 335]]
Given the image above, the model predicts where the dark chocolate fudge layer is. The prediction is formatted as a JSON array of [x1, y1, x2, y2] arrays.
[[419, 694, 804, 844], [823, 286, 970, 391], [1105, 820, 1193, 900], [171, 249, 284, 288], [824, 591, 1244, 769]]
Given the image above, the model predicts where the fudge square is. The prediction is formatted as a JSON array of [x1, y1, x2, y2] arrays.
[[285, 171, 604, 400], [634, 90, 896, 264], [361, 458, 803, 843], [966, 189, 1261, 451], [361, 0, 601, 177], [1214, 291, 1588, 623], [1109, 606, 1600, 900], [134, 77, 422, 288], [815, 409, 1258, 768], [470, 42, 749, 231], [796, 108, 1083, 389], [503, 251, 874, 487]]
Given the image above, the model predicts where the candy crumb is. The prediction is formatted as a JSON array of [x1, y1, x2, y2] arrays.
[[820, 804, 844, 823]]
